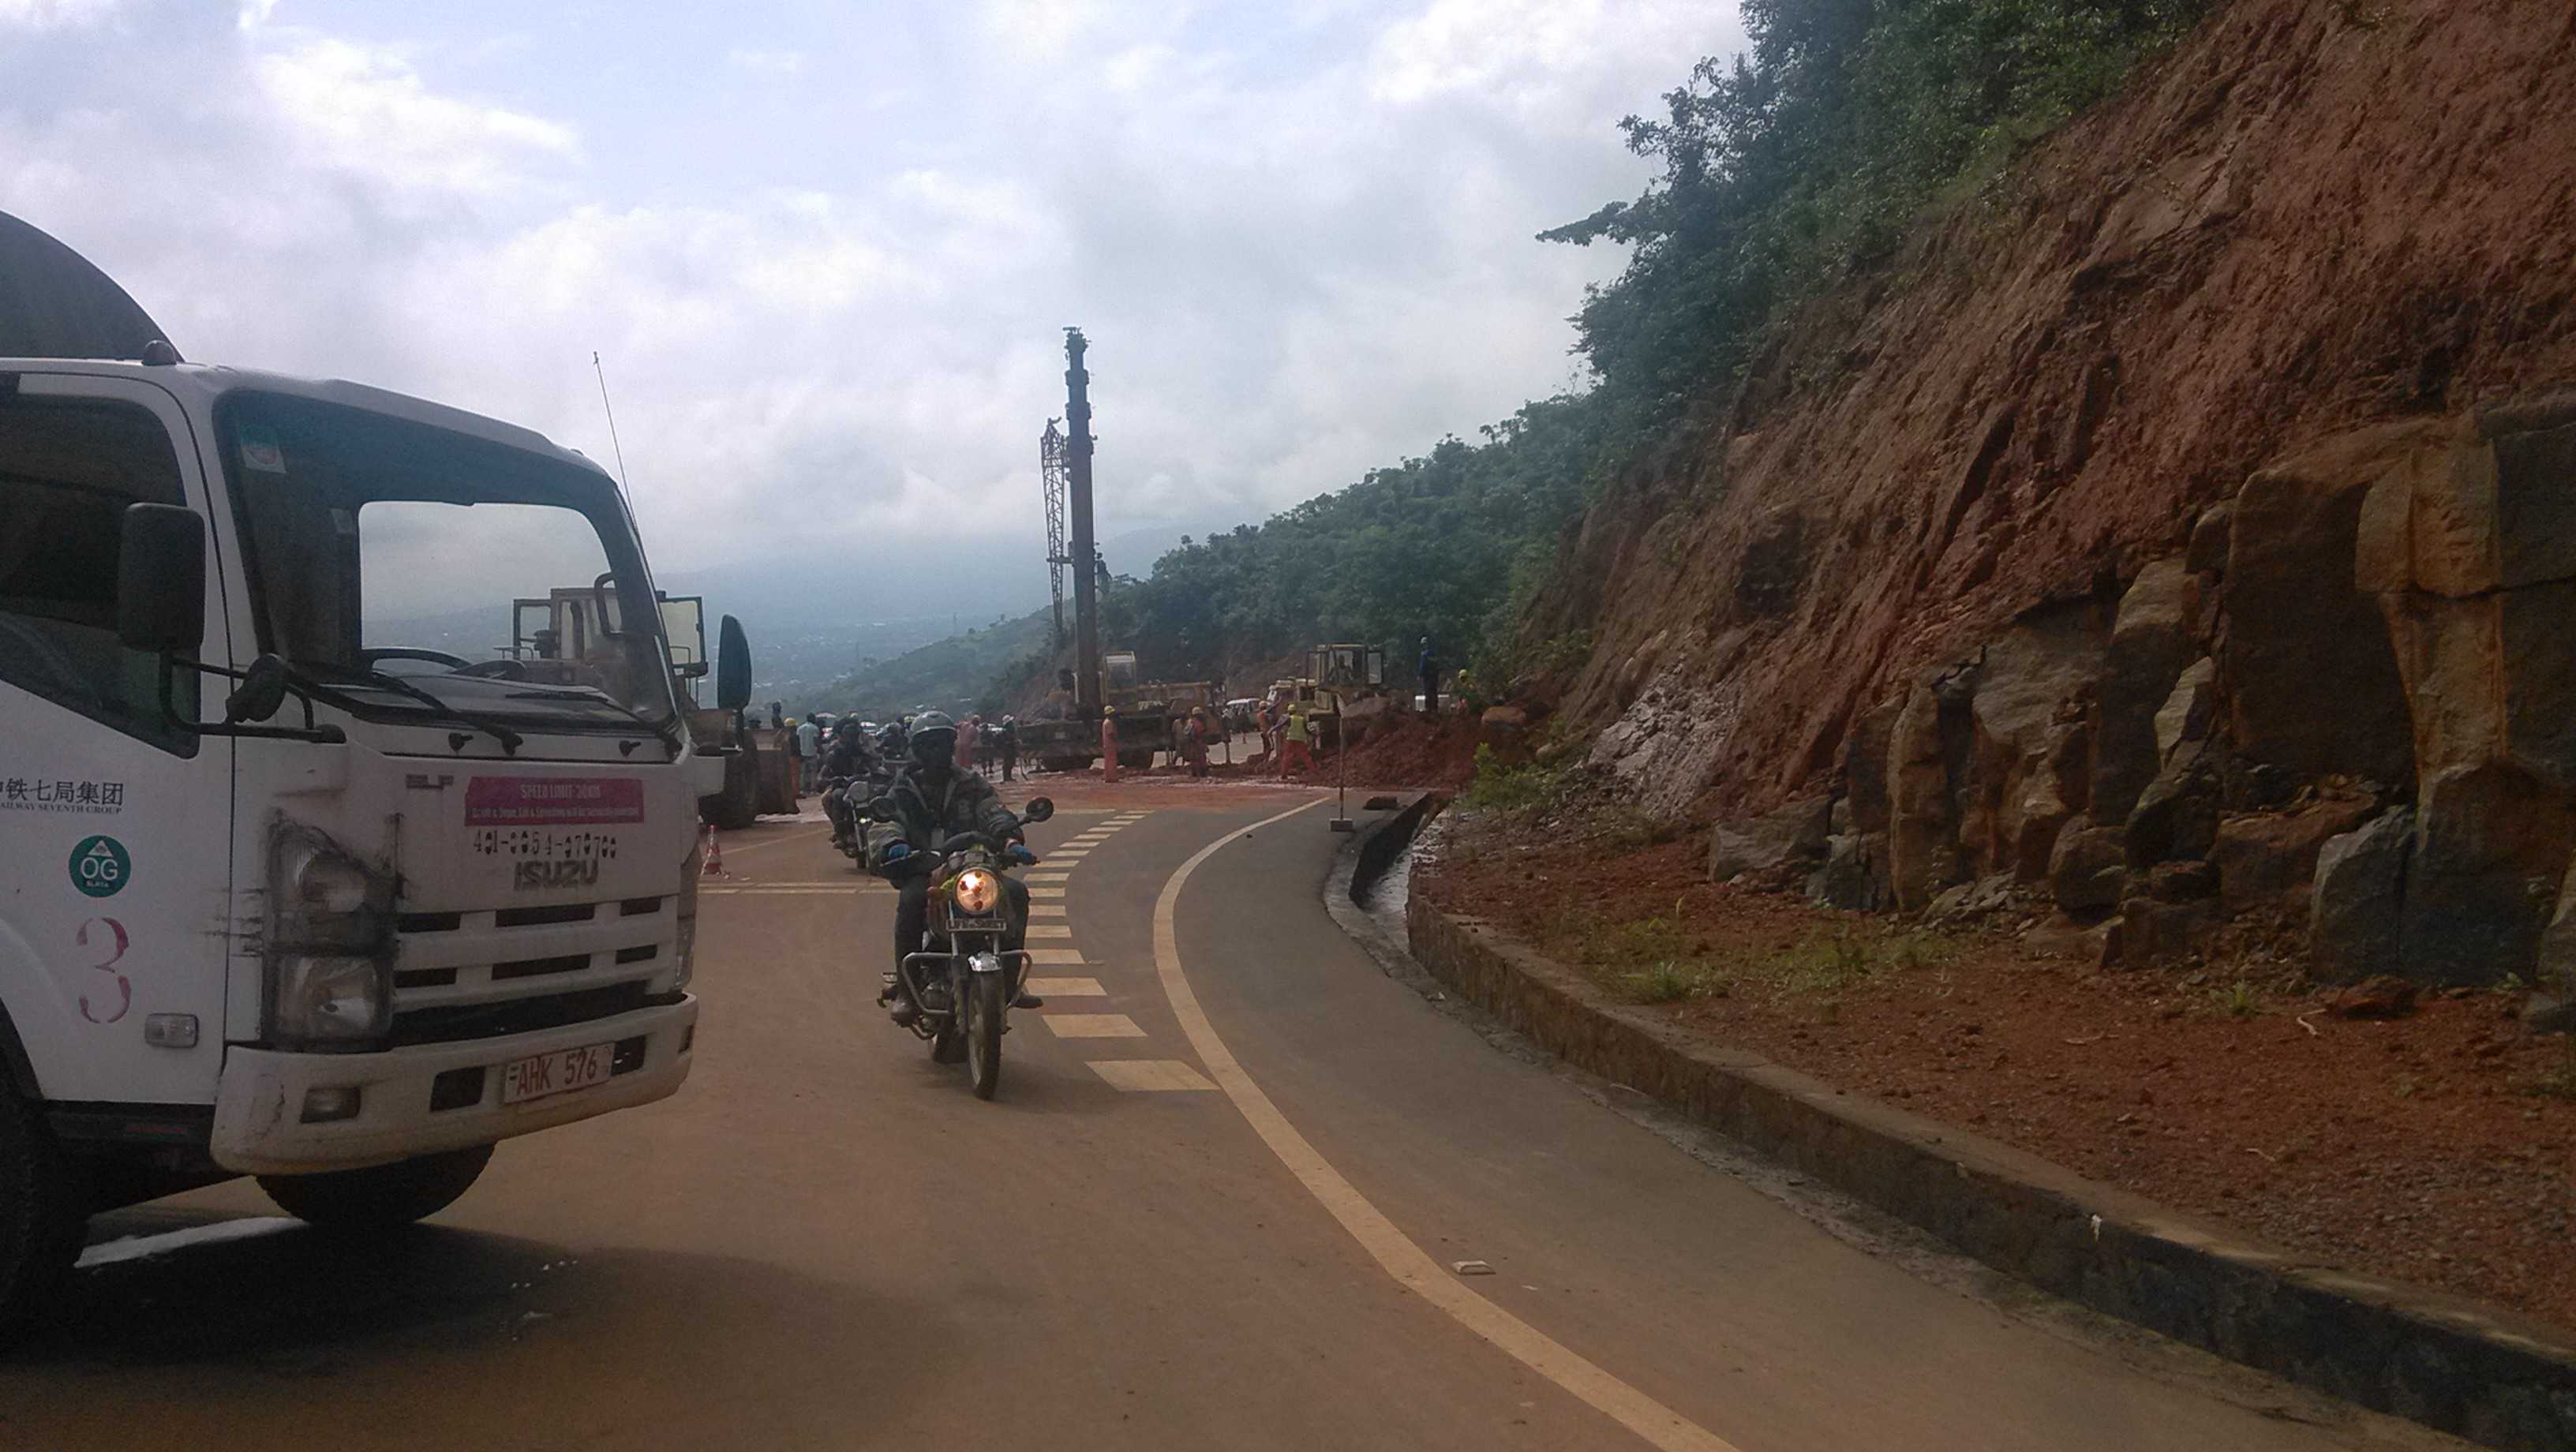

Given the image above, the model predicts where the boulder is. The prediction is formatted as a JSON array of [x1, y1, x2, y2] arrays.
[[2125, 742, 2222, 868], [2023, 914, 2115, 963], [2311, 809, 2413, 984], [2111, 897, 2222, 966], [1709, 793, 1833, 882], [2153, 657, 2219, 762], [1809, 832, 1889, 911], [2210, 795, 2379, 915], [2145, 859, 2219, 903], [2093, 558, 2201, 825], [2398, 762, 2571, 987], [2049, 818, 2127, 915], [2330, 975, 2419, 1020], [2187, 502, 2233, 576], [2226, 421, 2431, 785]]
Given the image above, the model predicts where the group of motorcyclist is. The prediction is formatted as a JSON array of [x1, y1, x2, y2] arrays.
[[806, 709, 1045, 1024]]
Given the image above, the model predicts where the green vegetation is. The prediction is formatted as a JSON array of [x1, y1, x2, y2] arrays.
[[1459, 745, 1567, 812], [912, 4, 2217, 714], [816, 604, 1055, 721], [2207, 979, 2263, 1018], [1542, 0, 2211, 428]]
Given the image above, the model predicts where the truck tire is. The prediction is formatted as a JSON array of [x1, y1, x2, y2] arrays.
[[702, 745, 760, 831], [258, 1144, 492, 1231], [0, 1093, 86, 1342], [1116, 748, 1154, 771]]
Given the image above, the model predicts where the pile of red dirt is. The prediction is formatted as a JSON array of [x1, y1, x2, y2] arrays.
[[1337, 712, 1480, 790]]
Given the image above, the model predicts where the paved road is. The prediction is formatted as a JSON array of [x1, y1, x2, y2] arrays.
[[0, 786, 2462, 1450]]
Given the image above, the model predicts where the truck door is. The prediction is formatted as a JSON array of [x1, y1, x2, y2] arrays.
[[0, 372, 233, 1106]]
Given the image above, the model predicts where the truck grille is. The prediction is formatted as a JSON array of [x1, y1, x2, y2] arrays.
[[386, 896, 673, 1046], [390, 981, 665, 1047]]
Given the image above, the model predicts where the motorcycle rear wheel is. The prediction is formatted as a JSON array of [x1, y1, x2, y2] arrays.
[[965, 971, 1005, 1100]]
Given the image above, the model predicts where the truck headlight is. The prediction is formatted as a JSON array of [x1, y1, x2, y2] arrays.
[[274, 955, 390, 1042], [672, 836, 700, 990], [266, 822, 396, 1046]]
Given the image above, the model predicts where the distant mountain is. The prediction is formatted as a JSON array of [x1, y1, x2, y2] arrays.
[[811, 604, 1058, 722]]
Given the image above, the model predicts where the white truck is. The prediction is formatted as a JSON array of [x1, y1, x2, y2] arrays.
[[0, 351, 731, 1330]]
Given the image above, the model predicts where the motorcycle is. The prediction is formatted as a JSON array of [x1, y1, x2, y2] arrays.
[[869, 793, 1054, 1099], [829, 762, 896, 861]]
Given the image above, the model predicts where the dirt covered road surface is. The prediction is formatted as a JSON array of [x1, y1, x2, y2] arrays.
[[0, 784, 2469, 1450]]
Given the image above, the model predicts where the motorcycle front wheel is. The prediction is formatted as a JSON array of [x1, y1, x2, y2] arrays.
[[965, 971, 1005, 1100]]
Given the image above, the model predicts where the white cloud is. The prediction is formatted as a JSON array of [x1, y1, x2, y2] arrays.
[[0, 0, 119, 28], [253, 36, 578, 195], [1, 0, 1745, 616], [724, 46, 803, 75]]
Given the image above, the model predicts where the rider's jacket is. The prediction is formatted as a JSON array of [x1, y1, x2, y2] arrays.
[[819, 733, 876, 783], [868, 765, 1020, 880]]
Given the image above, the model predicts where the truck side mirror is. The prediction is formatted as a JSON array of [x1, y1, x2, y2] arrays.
[[716, 614, 752, 711], [116, 503, 206, 655]]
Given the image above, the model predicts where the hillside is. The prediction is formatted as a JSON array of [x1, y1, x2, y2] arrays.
[[811, 604, 1056, 722]]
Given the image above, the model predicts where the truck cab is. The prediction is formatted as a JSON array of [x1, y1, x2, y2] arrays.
[[0, 357, 724, 1329]]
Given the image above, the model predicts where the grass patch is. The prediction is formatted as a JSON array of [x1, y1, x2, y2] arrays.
[[1459, 746, 1563, 814], [2207, 980, 2263, 1019]]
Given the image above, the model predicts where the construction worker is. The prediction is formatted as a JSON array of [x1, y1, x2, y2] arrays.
[[795, 714, 821, 791], [1282, 699, 1312, 777], [1184, 706, 1211, 778]]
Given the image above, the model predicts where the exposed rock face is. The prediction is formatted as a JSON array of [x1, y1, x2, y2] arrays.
[[1962, 606, 2102, 882], [2094, 559, 2200, 825], [1709, 793, 1833, 881], [2355, 395, 2576, 985], [1886, 674, 1973, 910], [2312, 810, 2414, 984], [2224, 422, 2432, 786]]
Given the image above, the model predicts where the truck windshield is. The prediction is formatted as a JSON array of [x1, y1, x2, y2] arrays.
[[218, 391, 679, 735]]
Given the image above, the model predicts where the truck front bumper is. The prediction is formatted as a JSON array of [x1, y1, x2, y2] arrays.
[[209, 996, 698, 1176]]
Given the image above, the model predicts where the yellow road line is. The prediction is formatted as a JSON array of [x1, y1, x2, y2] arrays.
[[719, 826, 832, 856], [1090, 1060, 1217, 1091], [1151, 802, 1740, 1452], [1042, 1013, 1145, 1038]]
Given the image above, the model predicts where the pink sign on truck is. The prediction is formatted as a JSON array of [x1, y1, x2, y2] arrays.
[[464, 777, 646, 827]]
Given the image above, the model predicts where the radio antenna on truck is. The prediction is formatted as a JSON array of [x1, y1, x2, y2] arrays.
[[592, 350, 633, 495]]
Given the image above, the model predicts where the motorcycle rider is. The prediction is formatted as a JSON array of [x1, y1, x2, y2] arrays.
[[868, 710, 1043, 1019], [817, 719, 882, 852]]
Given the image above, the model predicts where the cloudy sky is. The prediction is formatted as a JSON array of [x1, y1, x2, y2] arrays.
[[2, 0, 1743, 619]]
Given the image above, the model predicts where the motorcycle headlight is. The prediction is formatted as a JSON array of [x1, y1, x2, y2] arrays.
[[274, 954, 390, 1042], [953, 868, 1000, 916]]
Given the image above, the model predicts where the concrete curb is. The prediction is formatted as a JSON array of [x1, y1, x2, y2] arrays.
[[1372, 803, 2576, 1451]]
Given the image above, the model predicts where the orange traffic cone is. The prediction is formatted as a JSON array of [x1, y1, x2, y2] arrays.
[[702, 822, 723, 876]]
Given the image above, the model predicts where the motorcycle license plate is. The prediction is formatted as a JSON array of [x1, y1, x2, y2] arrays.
[[501, 1042, 614, 1105]]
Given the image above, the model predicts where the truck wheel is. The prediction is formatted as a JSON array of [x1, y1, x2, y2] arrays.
[[0, 1092, 86, 1342], [258, 1144, 492, 1230], [703, 747, 759, 831], [1116, 748, 1154, 771]]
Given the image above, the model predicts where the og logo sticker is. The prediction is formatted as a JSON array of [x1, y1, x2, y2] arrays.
[[70, 836, 129, 899]]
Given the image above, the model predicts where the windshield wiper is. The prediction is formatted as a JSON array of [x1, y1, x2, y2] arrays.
[[504, 685, 682, 754], [307, 663, 525, 754]]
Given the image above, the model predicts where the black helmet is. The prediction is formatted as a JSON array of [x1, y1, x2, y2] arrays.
[[908, 710, 957, 767]]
